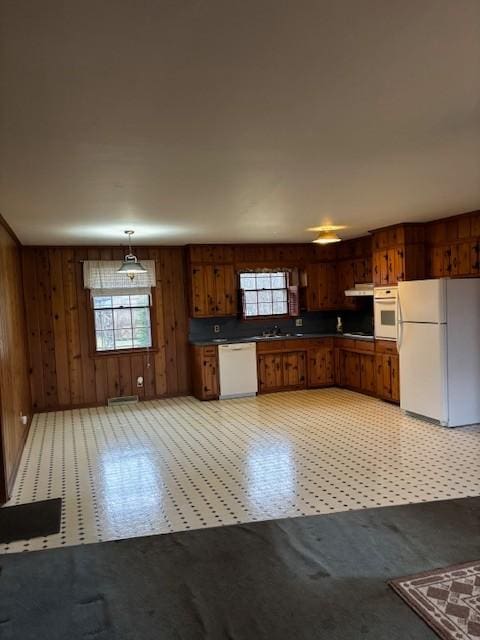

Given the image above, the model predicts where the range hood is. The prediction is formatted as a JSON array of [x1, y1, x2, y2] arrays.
[[344, 283, 374, 297]]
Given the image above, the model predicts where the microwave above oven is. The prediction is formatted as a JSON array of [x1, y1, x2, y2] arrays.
[[374, 286, 398, 341]]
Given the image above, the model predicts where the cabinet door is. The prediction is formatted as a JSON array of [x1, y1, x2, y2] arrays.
[[394, 248, 405, 282], [203, 265, 217, 315], [443, 246, 458, 277], [306, 264, 337, 310], [359, 354, 375, 394], [387, 248, 398, 284], [283, 352, 306, 388], [190, 266, 208, 317], [258, 354, 283, 392], [306, 264, 320, 310], [373, 251, 389, 285], [326, 263, 338, 307], [344, 352, 360, 389], [375, 354, 385, 398], [308, 347, 334, 387], [457, 242, 474, 276], [472, 242, 480, 274], [390, 354, 400, 403], [429, 247, 445, 278], [214, 264, 236, 316], [337, 261, 356, 309], [202, 355, 219, 398]]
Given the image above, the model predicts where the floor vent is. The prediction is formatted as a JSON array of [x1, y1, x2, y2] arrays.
[[107, 395, 139, 407]]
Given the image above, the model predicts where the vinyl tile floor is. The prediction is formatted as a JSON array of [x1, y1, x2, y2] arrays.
[[3, 388, 480, 554]]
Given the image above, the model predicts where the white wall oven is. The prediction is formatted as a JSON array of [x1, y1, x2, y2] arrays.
[[374, 286, 398, 341]]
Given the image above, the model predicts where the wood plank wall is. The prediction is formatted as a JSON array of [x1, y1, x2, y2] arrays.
[[21, 246, 190, 412], [0, 221, 32, 502]]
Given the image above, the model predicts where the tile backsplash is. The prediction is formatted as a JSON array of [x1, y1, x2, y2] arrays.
[[189, 307, 374, 342]]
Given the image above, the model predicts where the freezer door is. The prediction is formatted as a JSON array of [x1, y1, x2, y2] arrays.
[[399, 323, 448, 423], [398, 279, 446, 324]]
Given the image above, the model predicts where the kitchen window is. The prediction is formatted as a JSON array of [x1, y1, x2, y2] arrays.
[[93, 294, 152, 352], [239, 271, 298, 318]]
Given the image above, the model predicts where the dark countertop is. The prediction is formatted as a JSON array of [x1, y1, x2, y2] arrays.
[[189, 332, 375, 346]]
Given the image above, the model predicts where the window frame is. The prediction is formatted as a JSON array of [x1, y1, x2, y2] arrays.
[[88, 293, 158, 357], [239, 271, 292, 320]]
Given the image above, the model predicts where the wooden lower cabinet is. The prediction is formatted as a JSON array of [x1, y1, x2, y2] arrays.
[[191, 338, 399, 404], [307, 345, 334, 387], [258, 351, 306, 392], [336, 350, 376, 395], [375, 353, 400, 402], [191, 345, 219, 400]]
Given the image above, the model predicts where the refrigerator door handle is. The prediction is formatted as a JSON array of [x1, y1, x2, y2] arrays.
[[396, 294, 403, 350]]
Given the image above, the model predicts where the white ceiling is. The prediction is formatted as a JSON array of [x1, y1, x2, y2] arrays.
[[1, 0, 479, 246]]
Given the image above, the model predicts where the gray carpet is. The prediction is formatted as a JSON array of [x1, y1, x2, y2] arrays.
[[0, 497, 479, 639]]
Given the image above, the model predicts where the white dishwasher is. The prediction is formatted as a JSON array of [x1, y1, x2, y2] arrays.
[[218, 342, 258, 400]]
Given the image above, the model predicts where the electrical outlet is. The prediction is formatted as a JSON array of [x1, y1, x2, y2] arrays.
[[137, 376, 144, 388], [295, 318, 303, 327], [213, 324, 220, 333], [20, 415, 28, 426]]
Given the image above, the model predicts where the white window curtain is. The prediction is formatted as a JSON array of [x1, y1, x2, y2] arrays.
[[83, 260, 156, 296]]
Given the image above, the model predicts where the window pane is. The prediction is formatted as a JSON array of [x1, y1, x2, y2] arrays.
[[240, 275, 256, 290], [111, 295, 131, 308], [244, 291, 257, 304], [256, 276, 271, 290], [273, 301, 288, 314], [245, 303, 258, 316], [258, 290, 273, 303], [272, 289, 287, 302], [96, 330, 114, 351], [93, 296, 112, 309], [258, 302, 272, 315], [114, 329, 133, 349], [129, 294, 150, 307], [271, 275, 287, 289], [95, 309, 113, 330], [113, 308, 132, 329], [133, 327, 152, 348], [132, 307, 150, 328]]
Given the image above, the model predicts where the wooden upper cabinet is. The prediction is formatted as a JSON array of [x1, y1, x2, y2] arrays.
[[306, 263, 337, 310], [372, 224, 424, 285], [336, 260, 356, 310], [425, 212, 480, 278], [189, 264, 237, 318]]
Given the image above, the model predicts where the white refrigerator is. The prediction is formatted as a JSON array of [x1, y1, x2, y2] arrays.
[[397, 278, 480, 427]]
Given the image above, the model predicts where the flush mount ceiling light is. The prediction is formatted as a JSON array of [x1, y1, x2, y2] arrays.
[[118, 230, 147, 280], [308, 225, 346, 245]]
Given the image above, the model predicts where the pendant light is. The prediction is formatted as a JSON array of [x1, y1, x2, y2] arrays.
[[117, 230, 147, 280], [312, 229, 342, 244], [308, 225, 345, 245]]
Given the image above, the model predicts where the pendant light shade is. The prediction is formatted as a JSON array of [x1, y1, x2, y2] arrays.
[[312, 229, 342, 244], [118, 230, 147, 280]]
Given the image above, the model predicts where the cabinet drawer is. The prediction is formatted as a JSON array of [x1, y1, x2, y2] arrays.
[[202, 346, 218, 357], [306, 338, 334, 349], [355, 340, 374, 352], [256, 340, 287, 352], [335, 337, 355, 350], [375, 340, 398, 354]]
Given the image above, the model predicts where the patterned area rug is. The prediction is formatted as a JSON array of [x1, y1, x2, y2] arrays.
[[389, 561, 480, 639]]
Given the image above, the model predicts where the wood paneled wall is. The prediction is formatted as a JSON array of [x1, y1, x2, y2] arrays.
[[0, 220, 32, 502], [21, 246, 190, 412]]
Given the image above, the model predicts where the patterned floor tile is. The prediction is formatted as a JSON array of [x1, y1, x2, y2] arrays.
[[2, 388, 480, 554]]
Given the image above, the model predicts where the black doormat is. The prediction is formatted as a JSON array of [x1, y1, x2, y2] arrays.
[[0, 498, 62, 543]]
